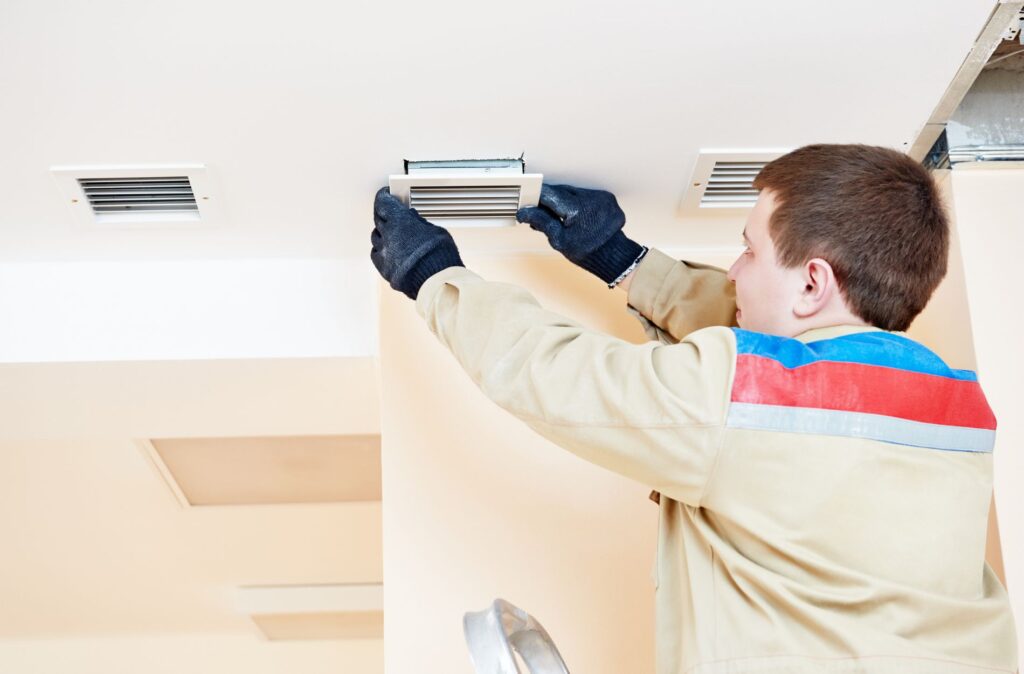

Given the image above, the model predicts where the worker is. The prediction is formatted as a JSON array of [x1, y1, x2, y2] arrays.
[[369, 143, 1018, 674]]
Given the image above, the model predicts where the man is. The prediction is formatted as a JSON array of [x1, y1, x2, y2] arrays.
[[370, 144, 1018, 673]]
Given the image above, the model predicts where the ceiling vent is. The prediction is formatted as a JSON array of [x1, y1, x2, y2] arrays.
[[79, 176, 197, 215], [679, 150, 788, 216], [389, 158, 542, 228], [51, 163, 221, 228]]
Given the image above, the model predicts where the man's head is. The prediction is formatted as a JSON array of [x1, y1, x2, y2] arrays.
[[726, 143, 950, 336]]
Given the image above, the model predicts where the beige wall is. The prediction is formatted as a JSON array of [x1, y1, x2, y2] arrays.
[[905, 170, 977, 370], [904, 170, 1012, 588], [0, 635, 382, 674], [948, 167, 1024, 654], [379, 256, 661, 674]]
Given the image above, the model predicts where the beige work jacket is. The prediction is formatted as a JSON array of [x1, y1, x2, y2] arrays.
[[414, 247, 1018, 674]]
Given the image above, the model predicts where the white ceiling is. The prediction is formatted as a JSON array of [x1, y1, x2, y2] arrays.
[[0, 0, 998, 261], [0, 0, 1002, 646]]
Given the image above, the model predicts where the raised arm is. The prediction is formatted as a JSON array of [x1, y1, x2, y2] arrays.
[[620, 247, 738, 344], [372, 184, 735, 505], [516, 184, 737, 345], [414, 265, 736, 506]]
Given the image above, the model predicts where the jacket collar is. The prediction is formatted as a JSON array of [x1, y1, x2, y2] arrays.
[[791, 324, 897, 344]]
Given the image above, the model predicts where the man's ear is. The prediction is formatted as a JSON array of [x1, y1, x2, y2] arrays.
[[793, 258, 837, 318]]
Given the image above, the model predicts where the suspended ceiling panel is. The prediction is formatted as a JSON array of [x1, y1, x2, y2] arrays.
[[0, 0, 1001, 261]]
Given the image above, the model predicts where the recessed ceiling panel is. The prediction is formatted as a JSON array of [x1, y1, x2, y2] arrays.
[[238, 583, 384, 640], [147, 434, 381, 505]]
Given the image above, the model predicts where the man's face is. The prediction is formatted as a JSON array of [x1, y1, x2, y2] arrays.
[[726, 189, 806, 336]]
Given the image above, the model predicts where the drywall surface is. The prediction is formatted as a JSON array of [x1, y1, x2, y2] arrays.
[[0, 435, 382, 636], [0, 257, 378, 362], [905, 169, 977, 369], [379, 255, 660, 674], [0, 0, 999, 262], [0, 634, 382, 674], [950, 167, 1024, 657]]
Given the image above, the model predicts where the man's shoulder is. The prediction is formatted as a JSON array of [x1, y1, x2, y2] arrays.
[[725, 326, 996, 452], [729, 326, 975, 379]]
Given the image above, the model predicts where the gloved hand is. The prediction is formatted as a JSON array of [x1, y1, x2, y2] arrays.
[[370, 186, 465, 300], [516, 183, 645, 285]]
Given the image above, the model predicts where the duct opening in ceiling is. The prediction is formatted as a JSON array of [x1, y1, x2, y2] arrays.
[[927, 26, 1024, 168], [917, 4, 1024, 169]]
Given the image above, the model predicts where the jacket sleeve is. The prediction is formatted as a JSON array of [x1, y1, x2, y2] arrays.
[[414, 266, 736, 506], [625, 248, 738, 344]]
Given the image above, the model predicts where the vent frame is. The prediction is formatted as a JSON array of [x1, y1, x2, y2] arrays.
[[679, 150, 789, 216], [51, 163, 222, 228], [389, 158, 542, 228]]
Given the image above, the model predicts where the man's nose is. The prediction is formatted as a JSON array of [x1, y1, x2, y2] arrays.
[[726, 257, 740, 283]]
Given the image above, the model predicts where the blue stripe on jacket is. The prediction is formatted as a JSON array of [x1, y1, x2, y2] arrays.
[[731, 329, 978, 382]]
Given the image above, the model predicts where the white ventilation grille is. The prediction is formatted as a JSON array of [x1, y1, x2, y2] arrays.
[[679, 150, 789, 216], [408, 185, 522, 219], [51, 164, 220, 228], [78, 176, 198, 215], [700, 162, 765, 207], [389, 158, 542, 228]]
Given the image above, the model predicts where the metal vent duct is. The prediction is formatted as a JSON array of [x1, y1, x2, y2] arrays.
[[78, 176, 198, 214], [950, 145, 1024, 164]]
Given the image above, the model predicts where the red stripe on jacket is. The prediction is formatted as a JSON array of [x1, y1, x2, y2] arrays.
[[732, 355, 997, 430]]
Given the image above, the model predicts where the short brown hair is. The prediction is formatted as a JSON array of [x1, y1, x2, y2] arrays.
[[753, 144, 949, 332]]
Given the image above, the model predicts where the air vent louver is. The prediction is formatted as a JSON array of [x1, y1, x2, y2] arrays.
[[389, 158, 542, 228], [409, 185, 522, 218], [78, 176, 198, 214], [700, 162, 765, 207], [51, 164, 217, 227], [679, 150, 789, 216]]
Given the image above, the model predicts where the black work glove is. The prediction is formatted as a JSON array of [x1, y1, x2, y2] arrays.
[[370, 186, 464, 300], [516, 184, 644, 285]]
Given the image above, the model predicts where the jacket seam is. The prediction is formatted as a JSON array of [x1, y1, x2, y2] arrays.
[[650, 264, 677, 335], [697, 424, 728, 508], [696, 332, 738, 508], [710, 544, 718, 657], [630, 250, 672, 320]]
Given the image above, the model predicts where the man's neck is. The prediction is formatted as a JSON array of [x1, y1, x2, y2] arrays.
[[791, 323, 883, 343]]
